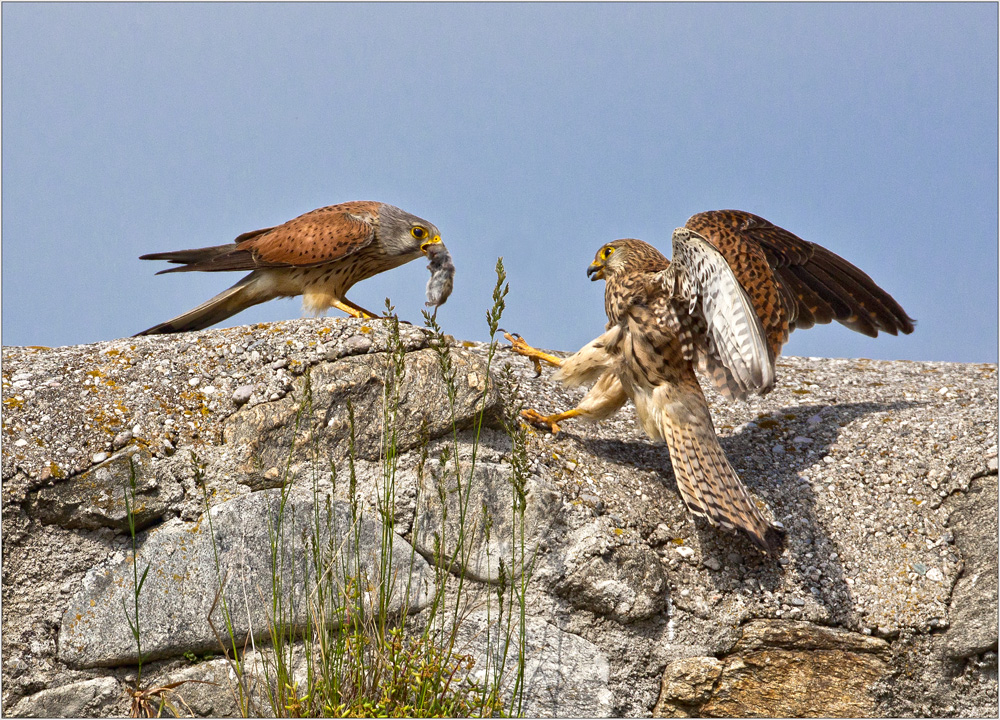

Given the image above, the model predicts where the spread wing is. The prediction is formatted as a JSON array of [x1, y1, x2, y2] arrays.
[[685, 210, 915, 345], [140, 201, 379, 274], [652, 227, 775, 400]]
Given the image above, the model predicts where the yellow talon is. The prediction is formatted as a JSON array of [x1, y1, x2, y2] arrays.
[[520, 407, 584, 434], [521, 408, 562, 434], [502, 331, 565, 375]]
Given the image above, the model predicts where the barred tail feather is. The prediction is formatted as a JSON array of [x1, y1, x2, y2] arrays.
[[135, 273, 273, 335], [635, 384, 784, 554]]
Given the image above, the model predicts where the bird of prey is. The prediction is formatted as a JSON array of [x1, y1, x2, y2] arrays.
[[135, 201, 445, 335], [507, 210, 914, 552]]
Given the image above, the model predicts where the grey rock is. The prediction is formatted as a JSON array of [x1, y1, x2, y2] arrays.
[[942, 475, 999, 659], [155, 647, 309, 717], [58, 490, 434, 668], [454, 611, 614, 718], [556, 521, 668, 622], [223, 348, 501, 484], [11, 676, 121, 717], [3, 325, 998, 717], [579, 493, 606, 514], [412, 461, 558, 583], [111, 430, 132, 450], [152, 658, 250, 717], [29, 446, 179, 532], [340, 334, 372, 356], [231, 385, 254, 406], [733, 619, 889, 654]]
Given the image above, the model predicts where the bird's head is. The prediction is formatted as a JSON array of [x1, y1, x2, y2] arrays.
[[378, 204, 443, 257], [587, 238, 666, 281]]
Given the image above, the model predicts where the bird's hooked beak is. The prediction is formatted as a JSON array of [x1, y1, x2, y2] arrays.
[[420, 235, 442, 254], [587, 259, 605, 281]]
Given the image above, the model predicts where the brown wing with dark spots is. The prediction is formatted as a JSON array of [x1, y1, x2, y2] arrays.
[[686, 210, 915, 346], [684, 211, 789, 359], [140, 201, 379, 274], [236, 201, 378, 267]]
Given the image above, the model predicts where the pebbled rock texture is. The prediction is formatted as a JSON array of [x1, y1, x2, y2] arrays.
[[2, 318, 997, 717]]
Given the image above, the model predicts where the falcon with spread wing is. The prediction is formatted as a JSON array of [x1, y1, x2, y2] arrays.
[[136, 201, 445, 335], [508, 210, 914, 552]]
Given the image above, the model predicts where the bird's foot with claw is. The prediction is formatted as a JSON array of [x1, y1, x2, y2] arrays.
[[521, 408, 562, 434], [502, 331, 564, 375]]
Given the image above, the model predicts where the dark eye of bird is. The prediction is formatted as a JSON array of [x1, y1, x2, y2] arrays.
[[412, 227, 426, 240]]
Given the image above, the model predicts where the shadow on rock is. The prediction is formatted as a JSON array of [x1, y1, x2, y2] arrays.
[[576, 400, 921, 612]]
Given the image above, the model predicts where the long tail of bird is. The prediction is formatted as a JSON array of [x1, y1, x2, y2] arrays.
[[632, 382, 784, 554], [135, 274, 273, 336]]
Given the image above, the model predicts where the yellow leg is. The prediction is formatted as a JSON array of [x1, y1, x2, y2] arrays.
[[332, 298, 377, 319], [503, 332, 565, 375], [521, 407, 584, 434]]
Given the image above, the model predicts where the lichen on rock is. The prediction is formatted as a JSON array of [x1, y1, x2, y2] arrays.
[[2, 320, 997, 716]]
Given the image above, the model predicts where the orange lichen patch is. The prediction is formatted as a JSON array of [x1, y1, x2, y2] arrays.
[[186, 515, 205, 534], [4, 397, 25, 410], [792, 389, 811, 395], [359, 325, 372, 334]]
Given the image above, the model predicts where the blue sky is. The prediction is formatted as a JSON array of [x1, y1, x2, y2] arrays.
[[3, 3, 997, 362]]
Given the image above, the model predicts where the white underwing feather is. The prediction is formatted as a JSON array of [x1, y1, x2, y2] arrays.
[[655, 228, 775, 398]]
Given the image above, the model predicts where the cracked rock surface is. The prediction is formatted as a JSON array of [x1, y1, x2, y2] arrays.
[[2, 318, 996, 716]]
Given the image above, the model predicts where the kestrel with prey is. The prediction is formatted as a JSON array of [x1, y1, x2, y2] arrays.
[[508, 210, 914, 552], [136, 201, 445, 335]]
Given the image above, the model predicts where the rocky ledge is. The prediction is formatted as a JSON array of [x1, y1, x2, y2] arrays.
[[2, 317, 997, 717]]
